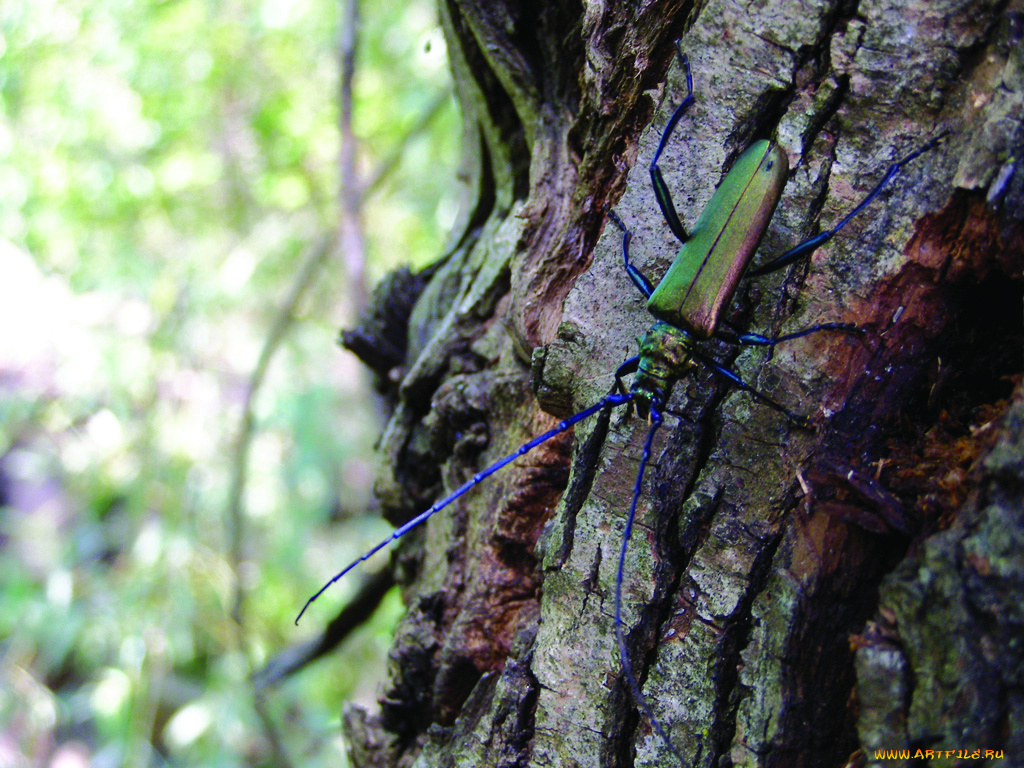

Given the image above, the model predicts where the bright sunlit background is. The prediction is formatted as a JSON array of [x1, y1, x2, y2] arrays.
[[0, 0, 459, 765]]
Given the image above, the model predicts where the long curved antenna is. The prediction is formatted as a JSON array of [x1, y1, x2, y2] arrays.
[[614, 407, 687, 765], [296, 391, 634, 625]]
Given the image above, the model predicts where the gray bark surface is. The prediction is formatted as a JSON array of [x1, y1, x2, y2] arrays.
[[337, 1, 1024, 766]]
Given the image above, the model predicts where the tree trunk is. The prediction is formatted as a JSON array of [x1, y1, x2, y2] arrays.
[[339, 0, 1024, 766]]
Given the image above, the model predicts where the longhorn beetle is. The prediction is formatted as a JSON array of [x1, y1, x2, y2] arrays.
[[297, 45, 947, 764]]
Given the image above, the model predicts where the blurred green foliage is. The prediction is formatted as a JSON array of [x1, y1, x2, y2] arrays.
[[0, 0, 458, 765]]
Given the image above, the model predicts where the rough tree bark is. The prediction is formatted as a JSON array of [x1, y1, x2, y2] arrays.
[[336, 0, 1024, 766]]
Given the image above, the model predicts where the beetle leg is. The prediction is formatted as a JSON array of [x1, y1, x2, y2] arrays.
[[715, 322, 862, 346], [614, 355, 641, 389], [610, 356, 641, 418], [749, 131, 950, 277], [689, 348, 810, 427], [650, 43, 694, 244], [606, 208, 656, 298]]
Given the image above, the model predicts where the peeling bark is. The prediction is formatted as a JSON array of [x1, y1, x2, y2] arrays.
[[335, 0, 1024, 766]]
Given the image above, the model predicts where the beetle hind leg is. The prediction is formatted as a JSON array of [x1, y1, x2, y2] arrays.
[[650, 43, 695, 245], [690, 347, 811, 427], [748, 131, 951, 277], [715, 322, 862, 347]]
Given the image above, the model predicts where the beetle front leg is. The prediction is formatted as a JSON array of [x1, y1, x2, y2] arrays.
[[613, 355, 641, 391]]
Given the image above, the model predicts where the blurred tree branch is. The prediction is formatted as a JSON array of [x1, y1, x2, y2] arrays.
[[338, 0, 368, 319], [223, 0, 451, 759], [254, 568, 395, 688]]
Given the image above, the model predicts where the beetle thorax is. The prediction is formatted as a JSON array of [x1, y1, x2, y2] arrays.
[[630, 321, 697, 418]]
